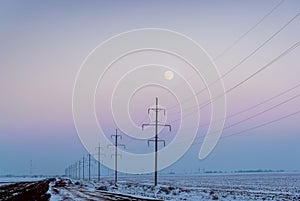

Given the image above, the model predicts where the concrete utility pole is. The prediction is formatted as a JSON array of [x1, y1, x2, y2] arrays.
[[72, 164, 74, 179], [82, 156, 85, 180], [142, 97, 171, 186], [109, 129, 125, 185], [30, 160, 32, 177], [78, 160, 81, 179], [96, 144, 104, 182], [74, 163, 76, 179], [88, 154, 91, 181]]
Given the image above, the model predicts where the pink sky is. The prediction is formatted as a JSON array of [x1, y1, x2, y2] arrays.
[[0, 0, 300, 175]]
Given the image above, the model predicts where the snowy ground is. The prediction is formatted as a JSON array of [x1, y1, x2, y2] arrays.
[[48, 173, 300, 201]]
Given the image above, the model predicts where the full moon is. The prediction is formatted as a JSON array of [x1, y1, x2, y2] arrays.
[[164, 70, 174, 80]]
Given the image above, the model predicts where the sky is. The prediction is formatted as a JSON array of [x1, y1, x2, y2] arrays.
[[0, 0, 300, 175]]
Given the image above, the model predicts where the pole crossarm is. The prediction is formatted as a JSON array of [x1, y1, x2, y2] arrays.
[[107, 144, 126, 149], [142, 123, 171, 131], [148, 139, 166, 147], [148, 107, 166, 115], [111, 134, 122, 140], [111, 153, 123, 158]]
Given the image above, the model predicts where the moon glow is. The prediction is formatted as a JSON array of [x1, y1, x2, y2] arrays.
[[164, 70, 174, 80]]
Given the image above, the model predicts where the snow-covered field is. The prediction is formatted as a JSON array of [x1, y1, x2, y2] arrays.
[[48, 173, 300, 201], [1, 173, 299, 200]]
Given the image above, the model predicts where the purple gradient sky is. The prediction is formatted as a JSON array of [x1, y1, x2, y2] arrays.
[[0, 0, 300, 175]]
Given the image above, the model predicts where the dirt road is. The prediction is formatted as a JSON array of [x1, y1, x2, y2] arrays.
[[0, 178, 163, 201], [0, 178, 54, 201], [49, 178, 163, 201]]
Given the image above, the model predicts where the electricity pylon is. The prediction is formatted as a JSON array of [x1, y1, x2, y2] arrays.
[[142, 97, 171, 186], [108, 129, 125, 185]]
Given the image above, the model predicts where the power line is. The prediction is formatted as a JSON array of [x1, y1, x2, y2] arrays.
[[129, 12, 299, 131], [126, 83, 300, 150], [167, 12, 300, 112], [225, 44, 300, 95], [161, 1, 288, 106], [131, 11, 297, 131], [223, 109, 300, 139], [219, 12, 300, 81], [127, 84, 300, 150], [126, 67, 300, 150], [169, 39, 300, 122], [172, 108, 300, 148], [192, 92, 300, 138], [199, 82, 300, 127], [150, 92, 300, 148], [223, 93, 300, 130], [213, 0, 286, 61]]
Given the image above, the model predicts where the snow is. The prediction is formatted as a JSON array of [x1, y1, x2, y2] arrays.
[[92, 173, 300, 200], [0, 173, 290, 200], [46, 173, 300, 201]]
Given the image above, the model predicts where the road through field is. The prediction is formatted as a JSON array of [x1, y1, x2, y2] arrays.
[[49, 178, 163, 201], [0, 179, 52, 201]]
